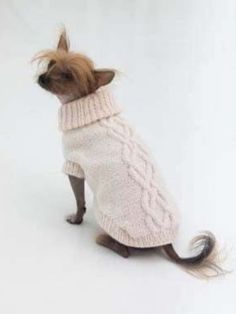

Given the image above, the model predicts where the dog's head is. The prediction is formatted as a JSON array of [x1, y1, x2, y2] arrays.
[[35, 29, 115, 102]]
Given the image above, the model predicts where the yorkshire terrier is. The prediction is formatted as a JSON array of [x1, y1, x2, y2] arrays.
[[34, 29, 225, 278]]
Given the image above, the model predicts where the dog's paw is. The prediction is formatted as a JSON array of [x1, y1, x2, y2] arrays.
[[66, 214, 83, 225]]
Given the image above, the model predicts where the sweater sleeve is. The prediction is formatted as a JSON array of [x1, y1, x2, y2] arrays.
[[63, 160, 85, 179]]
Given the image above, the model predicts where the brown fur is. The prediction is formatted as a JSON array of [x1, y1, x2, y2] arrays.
[[33, 28, 115, 102], [35, 29, 228, 279], [34, 49, 97, 97], [162, 232, 227, 279]]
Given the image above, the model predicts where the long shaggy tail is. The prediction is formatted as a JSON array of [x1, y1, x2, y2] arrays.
[[162, 231, 227, 279]]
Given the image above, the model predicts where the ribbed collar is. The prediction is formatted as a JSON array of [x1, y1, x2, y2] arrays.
[[58, 87, 122, 131]]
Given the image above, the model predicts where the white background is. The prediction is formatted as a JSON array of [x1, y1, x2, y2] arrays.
[[0, 0, 236, 313]]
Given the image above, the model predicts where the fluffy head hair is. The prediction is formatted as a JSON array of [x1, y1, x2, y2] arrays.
[[34, 29, 115, 102]]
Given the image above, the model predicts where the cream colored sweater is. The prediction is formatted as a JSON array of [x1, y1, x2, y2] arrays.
[[59, 87, 179, 248]]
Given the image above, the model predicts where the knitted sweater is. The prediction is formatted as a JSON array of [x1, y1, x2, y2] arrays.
[[59, 87, 179, 248]]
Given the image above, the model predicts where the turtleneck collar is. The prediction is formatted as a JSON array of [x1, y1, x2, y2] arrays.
[[58, 87, 122, 131]]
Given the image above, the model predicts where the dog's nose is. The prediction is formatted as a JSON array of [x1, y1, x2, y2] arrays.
[[38, 73, 50, 86]]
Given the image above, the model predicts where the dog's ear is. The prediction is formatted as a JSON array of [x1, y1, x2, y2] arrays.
[[57, 29, 70, 52], [94, 70, 115, 88]]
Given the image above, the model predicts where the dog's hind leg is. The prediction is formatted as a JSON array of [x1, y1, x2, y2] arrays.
[[96, 233, 130, 258]]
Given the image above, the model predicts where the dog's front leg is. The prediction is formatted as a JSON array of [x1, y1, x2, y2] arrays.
[[66, 175, 86, 224]]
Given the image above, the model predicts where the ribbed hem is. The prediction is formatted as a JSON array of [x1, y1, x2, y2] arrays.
[[96, 210, 179, 248], [63, 161, 85, 178], [58, 87, 122, 131]]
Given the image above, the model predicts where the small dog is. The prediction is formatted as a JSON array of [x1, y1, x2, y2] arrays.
[[34, 29, 225, 278]]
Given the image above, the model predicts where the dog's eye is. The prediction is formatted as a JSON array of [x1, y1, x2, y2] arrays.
[[61, 72, 73, 80], [48, 60, 56, 69]]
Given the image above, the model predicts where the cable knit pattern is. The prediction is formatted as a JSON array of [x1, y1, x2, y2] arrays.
[[99, 116, 173, 231], [59, 87, 179, 247]]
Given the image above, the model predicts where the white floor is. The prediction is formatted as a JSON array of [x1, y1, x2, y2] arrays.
[[0, 1, 236, 313]]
